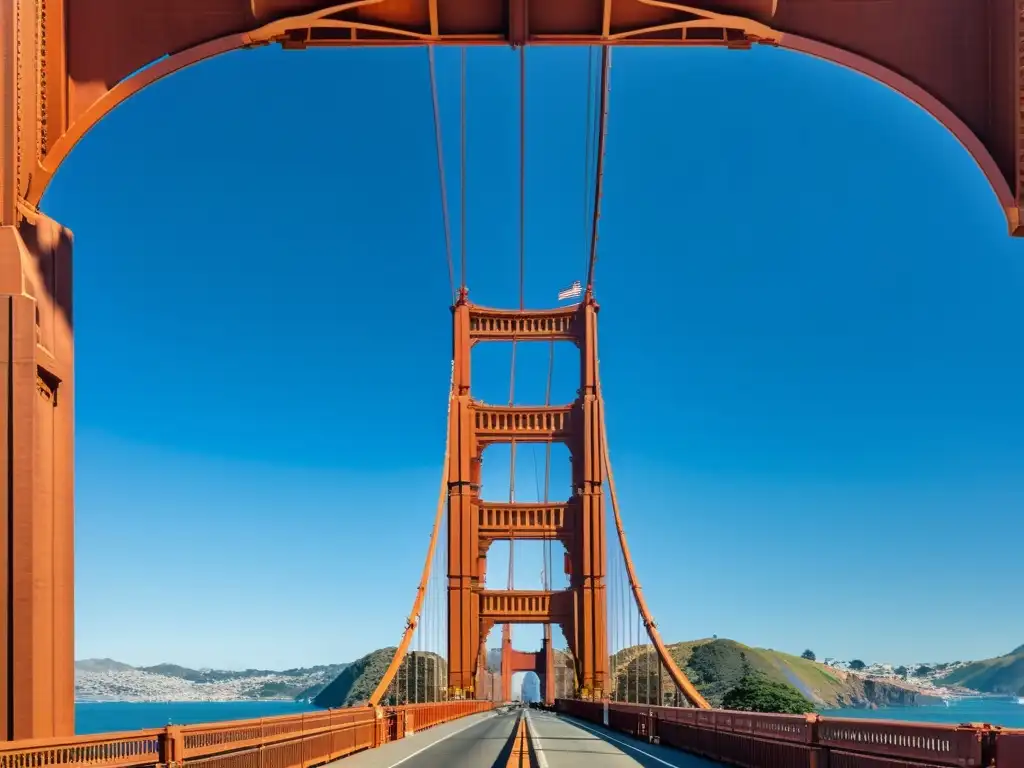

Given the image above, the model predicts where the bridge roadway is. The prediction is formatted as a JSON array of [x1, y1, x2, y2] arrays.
[[332, 707, 721, 768]]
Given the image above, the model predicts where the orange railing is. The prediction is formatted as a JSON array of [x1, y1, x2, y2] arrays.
[[557, 699, 1023, 767], [0, 700, 492, 768]]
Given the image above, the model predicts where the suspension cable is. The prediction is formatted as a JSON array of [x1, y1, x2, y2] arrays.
[[504, 47, 529, 676], [519, 47, 527, 311], [585, 46, 612, 297], [369, 361, 456, 706], [597, 367, 710, 709], [542, 336, 554, 674], [427, 46, 456, 301], [582, 47, 598, 274]]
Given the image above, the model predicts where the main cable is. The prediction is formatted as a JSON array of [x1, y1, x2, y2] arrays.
[[585, 46, 612, 296], [427, 46, 456, 301]]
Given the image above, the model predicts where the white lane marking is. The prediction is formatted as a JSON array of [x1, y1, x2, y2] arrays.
[[559, 714, 690, 768], [385, 712, 497, 768], [524, 711, 549, 768]]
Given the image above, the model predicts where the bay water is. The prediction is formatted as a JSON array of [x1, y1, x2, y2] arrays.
[[831, 697, 1024, 728], [75, 697, 1024, 735], [76, 701, 320, 734]]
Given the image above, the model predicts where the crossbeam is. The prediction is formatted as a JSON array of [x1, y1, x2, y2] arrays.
[[472, 404, 575, 444], [468, 304, 581, 343], [477, 501, 574, 542], [479, 590, 572, 624]]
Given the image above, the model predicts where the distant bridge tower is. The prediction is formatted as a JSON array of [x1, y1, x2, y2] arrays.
[[446, 291, 607, 701]]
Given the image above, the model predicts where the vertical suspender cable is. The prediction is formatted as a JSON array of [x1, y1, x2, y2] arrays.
[[585, 47, 612, 296], [427, 46, 456, 301], [372, 46, 461, 709], [368, 362, 456, 706], [598, 369, 711, 709], [542, 335, 554, 694], [505, 45, 528, 677], [519, 47, 527, 312]]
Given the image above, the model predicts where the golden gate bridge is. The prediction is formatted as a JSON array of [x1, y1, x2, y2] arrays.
[[0, 1, 1022, 766]]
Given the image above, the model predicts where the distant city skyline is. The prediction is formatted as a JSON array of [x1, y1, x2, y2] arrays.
[[50, 44, 1023, 672]]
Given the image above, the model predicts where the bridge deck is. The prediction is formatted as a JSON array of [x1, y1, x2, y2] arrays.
[[527, 710, 719, 768], [329, 710, 513, 767], [328, 708, 723, 768]]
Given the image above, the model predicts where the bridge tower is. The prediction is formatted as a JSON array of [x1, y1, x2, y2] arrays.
[[447, 290, 607, 701]]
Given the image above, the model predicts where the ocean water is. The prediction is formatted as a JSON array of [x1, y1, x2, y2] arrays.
[[75, 697, 1024, 736], [830, 697, 1024, 728], [75, 701, 321, 735]]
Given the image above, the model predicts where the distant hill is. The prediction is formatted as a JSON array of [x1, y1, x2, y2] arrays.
[[74, 659, 349, 702], [314, 648, 447, 708], [314, 644, 575, 706], [75, 658, 135, 674], [612, 638, 939, 709], [939, 645, 1024, 695]]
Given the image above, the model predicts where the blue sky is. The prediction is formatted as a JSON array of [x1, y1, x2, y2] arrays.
[[46, 44, 1023, 672]]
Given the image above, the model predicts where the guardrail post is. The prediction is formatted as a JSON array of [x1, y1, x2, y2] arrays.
[[648, 709, 659, 745], [806, 712, 829, 768], [159, 726, 183, 768], [980, 725, 1000, 767], [373, 707, 384, 747]]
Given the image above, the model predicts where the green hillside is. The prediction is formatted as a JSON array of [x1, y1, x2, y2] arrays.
[[313, 648, 446, 708], [311, 637, 941, 710], [940, 645, 1024, 695], [611, 638, 930, 709]]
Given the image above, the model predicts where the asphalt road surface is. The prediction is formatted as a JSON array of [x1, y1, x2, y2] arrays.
[[334, 708, 519, 768], [526, 709, 721, 768]]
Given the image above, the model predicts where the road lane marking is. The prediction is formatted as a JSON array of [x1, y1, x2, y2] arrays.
[[558, 714, 690, 768], [524, 711, 549, 768], [505, 712, 533, 767], [385, 712, 498, 768]]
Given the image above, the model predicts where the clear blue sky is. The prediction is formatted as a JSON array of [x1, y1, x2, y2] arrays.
[[45, 44, 1023, 672]]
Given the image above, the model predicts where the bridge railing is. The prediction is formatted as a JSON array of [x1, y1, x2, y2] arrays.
[[556, 699, 1023, 767], [0, 700, 493, 768]]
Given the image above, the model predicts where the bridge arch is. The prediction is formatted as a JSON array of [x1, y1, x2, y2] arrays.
[[27, 26, 1022, 236], [777, 34, 1018, 234]]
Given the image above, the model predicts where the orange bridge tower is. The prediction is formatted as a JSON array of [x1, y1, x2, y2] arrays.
[[446, 290, 607, 700]]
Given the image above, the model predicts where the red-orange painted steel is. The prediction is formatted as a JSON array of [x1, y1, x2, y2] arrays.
[[556, 699, 1012, 768], [0, 701, 492, 768], [500, 632, 556, 705], [448, 296, 608, 700], [1, 1, 1020, 233], [0, 0, 1019, 741]]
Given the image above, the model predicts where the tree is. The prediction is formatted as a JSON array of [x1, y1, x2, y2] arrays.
[[914, 665, 933, 677], [894, 666, 908, 678], [801, 650, 816, 661], [849, 660, 866, 671], [722, 672, 816, 715]]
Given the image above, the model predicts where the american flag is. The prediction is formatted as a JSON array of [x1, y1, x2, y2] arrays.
[[557, 280, 583, 301]]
